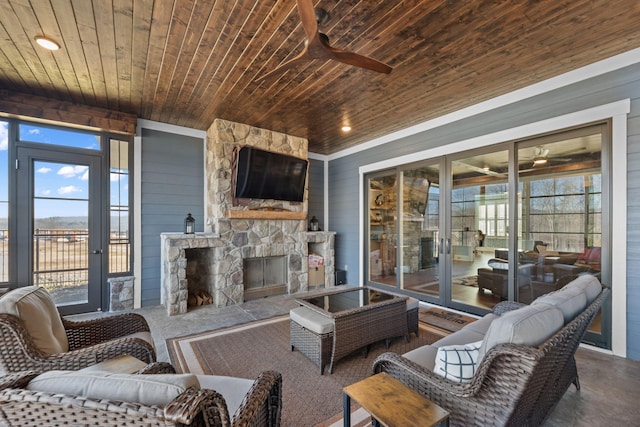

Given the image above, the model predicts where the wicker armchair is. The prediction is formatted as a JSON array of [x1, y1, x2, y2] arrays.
[[0, 286, 156, 373], [373, 287, 609, 427], [0, 366, 283, 427]]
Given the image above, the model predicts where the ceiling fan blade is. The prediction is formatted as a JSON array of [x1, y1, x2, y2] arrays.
[[296, 0, 318, 41], [326, 45, 392, 74], [255, 49, 310, 82]]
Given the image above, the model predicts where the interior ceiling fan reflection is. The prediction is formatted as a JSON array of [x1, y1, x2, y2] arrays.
[[527, 145, 582, 167], [255, 0, 392, 81]]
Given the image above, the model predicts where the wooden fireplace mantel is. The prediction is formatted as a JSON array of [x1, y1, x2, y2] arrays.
[[227, 209, 307, 220]]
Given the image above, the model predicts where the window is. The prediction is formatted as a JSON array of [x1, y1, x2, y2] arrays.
[[109, 139, 131, 274], [0, 121, 8, 283], [19, 124, 100, 150]]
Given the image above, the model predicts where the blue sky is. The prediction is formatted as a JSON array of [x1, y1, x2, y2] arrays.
[[1, 121, 128, 219]]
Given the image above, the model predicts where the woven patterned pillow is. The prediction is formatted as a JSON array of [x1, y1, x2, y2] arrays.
[[434, 340, 482, 383]]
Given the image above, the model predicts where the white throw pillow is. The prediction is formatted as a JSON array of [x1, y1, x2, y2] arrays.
[[434, 340, 482, 383]]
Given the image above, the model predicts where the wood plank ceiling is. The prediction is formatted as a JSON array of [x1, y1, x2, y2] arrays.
[[1, 0, 640, 155]]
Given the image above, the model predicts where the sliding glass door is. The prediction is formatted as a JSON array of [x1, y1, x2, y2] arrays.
[[367, 162, 444, 304], [448, 148, 510, 313], [365, 123, 610, 348], [516, 125, 608, 347]]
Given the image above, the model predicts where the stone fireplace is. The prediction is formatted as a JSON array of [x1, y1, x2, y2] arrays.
[[161, 119, 334, 315]]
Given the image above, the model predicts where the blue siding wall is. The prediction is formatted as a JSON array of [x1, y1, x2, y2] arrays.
[[140, 128, 204, 307], [328, 63, 640, 359], [307, 158, 325, 230]]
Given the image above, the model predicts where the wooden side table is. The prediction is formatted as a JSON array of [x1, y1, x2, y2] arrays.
[[343, 372, 449, 427], [80, 355, 148, 374]]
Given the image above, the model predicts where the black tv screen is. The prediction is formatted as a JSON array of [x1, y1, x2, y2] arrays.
[[234, 146, 308, 202]]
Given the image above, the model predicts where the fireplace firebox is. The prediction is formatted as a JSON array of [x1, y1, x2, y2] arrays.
[[244, 256, 287, 300]]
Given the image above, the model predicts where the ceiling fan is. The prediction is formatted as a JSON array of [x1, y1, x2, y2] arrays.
[[527, 146, 578, 167], [255, 0, 392, 81]]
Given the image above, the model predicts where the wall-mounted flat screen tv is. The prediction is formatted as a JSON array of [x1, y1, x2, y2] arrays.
[[234, 146, 308, 202]]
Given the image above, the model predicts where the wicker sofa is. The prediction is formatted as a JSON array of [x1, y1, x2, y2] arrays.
[[0, 362, 282, 426], [373, 274, 608, 427]]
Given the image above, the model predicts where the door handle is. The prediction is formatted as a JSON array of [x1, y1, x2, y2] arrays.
[[446, 238, 451, 255], [92, 249, 103, 254], [439, 238, 444, 254]]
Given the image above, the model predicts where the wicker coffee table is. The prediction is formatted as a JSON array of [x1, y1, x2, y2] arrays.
[[291, 287, 408, 374]]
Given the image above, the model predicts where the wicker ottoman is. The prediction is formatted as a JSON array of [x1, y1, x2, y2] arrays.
[[290, 306, 334, 374]]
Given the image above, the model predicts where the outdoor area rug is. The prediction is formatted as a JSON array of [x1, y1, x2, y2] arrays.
[[167, 315, 440, 427], [419, 307, 477, 333]]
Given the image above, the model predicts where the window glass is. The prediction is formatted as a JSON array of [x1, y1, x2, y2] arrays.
[[19, 124, 100, 151], [109, 139, 130, 274], [0, 121, 7, 282]]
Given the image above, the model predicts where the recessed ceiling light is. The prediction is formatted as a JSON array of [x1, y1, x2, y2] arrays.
[[341, 126, 351, 132], [35, 36, 60, 51]]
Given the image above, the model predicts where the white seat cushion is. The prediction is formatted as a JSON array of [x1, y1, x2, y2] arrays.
[[290, 306, 334, 334], [532, 286, 586, 323], [406, 297, 419, 311], [403, 345, 439, 371], [563, 274, 602, 304], [479, 303, 564, 359], [27, 371, 200, 407], [0, 286, 68, 354], [197, 374, 254, 417]]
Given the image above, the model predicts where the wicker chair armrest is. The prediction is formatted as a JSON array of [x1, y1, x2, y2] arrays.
[[373, 344, 541, 399], [164, 387, 231, 426], [44, 336, 156, 369], [373, 352, 479, 398], [135, 361, 177, 374], [233, 370, 282, 427], [492, 300, 527, 315], [0, 370, 40, 390], [63, 313, 151, 348]]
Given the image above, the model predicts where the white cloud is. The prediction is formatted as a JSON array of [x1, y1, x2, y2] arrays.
[[58, 165, 88, 178], [80, 170, 89, 181], [0, 122, 7, 151], [110, 174, 122, 182], [58, 185, 82, 195], [37, 167, 52, 174], [41, 189, 51, 195], [28, 129, 40, 135]]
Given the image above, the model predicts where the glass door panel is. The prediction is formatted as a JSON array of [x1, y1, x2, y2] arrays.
[[368, 172, 397, 287], [400, 164, 440, 298], [33, 162, 90, 306], [516, 126, 607, 347], [17, 148, 102, 314], [450, 150, 509, 311], [0, 121, 7, 284]]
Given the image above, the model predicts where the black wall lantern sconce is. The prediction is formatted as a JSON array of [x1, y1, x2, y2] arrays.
[[184, 213, 195, 234]]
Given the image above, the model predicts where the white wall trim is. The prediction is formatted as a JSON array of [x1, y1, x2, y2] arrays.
[[611, 112, 627, 357], [333, 47, 640, 161], [324, 158, 329, 230], [358, 99, 630, 357], [136, 119, 207, 139], [308, 152, 328, 161], [133, 135, 142, 308]]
